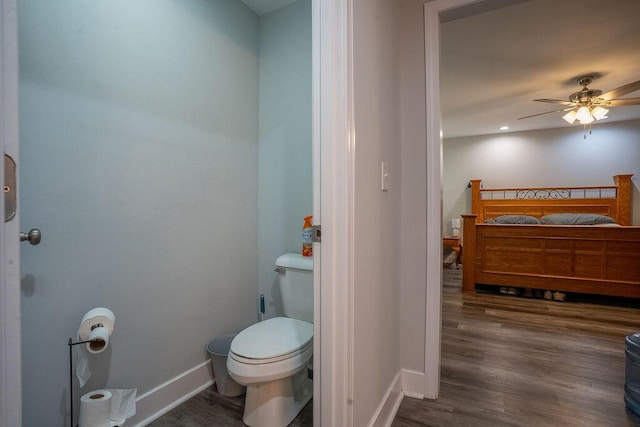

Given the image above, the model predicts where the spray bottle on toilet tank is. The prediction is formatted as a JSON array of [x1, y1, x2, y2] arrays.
[[302, 216, 313, 257]]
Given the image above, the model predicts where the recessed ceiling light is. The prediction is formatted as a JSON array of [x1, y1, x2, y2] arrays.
[[499, 126, 509, 131]]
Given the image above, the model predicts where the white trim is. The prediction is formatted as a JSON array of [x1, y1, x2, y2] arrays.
[[1, 0, 21, 426], [311, 0, 321, 425], [367, 371, 404, 427], [423, 0, 483, 400], [129, 360, 214, 427], [401, 369, 425, 399], [423, 0, 443, 401], [318, 0, 355, 425]]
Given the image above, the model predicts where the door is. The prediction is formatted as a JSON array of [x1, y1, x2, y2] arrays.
[[1, 0, 22, 425]]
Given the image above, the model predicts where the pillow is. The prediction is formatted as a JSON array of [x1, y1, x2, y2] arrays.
[[487, 215, 541, 224], [540, 213, 616, 225]]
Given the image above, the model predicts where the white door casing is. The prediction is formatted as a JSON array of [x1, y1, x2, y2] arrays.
[[316, 0, 355, 425], [1, 0, 22, 425], [423, 0, 489, 400]]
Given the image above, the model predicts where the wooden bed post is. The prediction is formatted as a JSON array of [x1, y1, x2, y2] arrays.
[[469, 180, 482, 217], [614, 174, 633, 226], [461, 214, 477, 293]]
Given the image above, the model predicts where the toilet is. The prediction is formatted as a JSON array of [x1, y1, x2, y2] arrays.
[[227, 253, 313, 427]]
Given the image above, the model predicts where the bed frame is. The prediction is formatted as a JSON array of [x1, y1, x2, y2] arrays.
[[461, 174, 640, 298]]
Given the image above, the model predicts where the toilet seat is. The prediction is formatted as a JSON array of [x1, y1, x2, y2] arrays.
[[230, 317, 313, 364]]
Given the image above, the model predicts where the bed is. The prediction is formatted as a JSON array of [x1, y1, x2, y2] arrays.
[[460, 174, 640, 298]]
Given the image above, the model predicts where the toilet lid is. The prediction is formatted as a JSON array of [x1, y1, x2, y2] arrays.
[[230, 317, 313, 360]]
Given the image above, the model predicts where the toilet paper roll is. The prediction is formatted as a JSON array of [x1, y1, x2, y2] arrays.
[[109, 388, 137, 423], [78, 308, 115, 354], [86, 326, 110, 354], [79, 390, 112, 427], [76, 347, 92, 388], [76, 307, 116, 386]]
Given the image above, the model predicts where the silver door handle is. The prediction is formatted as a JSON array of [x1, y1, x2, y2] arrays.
[[20, 228, 41, 245]]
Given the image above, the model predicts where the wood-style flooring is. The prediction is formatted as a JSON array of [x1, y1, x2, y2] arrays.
[[151, 261, 640, 426], [147, 386, 312, 426], [393, 266, 640, 427]]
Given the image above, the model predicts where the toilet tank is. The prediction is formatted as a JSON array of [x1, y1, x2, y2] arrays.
[[275, 253, 313, 323]]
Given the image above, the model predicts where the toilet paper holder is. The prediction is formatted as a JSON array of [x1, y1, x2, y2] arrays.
[[68, 337, 102, 427], [68, 308, 116, 427]]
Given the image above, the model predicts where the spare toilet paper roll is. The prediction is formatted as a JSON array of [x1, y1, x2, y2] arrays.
[[79, 390, 112, 427], [108, 388, 137, 424]]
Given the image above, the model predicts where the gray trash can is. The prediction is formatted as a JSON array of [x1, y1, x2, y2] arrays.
[[207, 334, 245, 397], [625, 332, 640, 416]]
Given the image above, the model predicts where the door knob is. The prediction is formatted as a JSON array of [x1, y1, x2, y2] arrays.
[[20, 228, 41, 245]]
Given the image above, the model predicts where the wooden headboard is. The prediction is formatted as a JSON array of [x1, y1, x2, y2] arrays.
[[469, 174, 633, 225]]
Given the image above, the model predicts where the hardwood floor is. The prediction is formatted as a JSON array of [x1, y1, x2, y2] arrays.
[[151, 261, 640, 426], [393, 267, 640, 427], [147, 386, 312, 426]]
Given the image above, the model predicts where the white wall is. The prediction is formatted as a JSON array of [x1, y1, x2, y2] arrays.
[[352, 0, 403, 423], [257, 0, 312, 319], [398, 0, 429, 376], [18, 1, 260, 425], [443, 119, 640, 230]]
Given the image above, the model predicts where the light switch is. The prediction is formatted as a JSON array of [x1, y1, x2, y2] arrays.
[[381, 161, 389, 192]]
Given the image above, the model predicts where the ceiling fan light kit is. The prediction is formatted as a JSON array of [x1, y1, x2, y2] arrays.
[[592, 106, 609, 120], [519, 75, 640, 138], [575, 106, 592, 122], [563, 105, 608, 125], [562, 110, 577, 124]]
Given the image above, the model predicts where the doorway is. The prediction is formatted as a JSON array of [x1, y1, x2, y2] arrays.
[[2, 1, 328, 426]]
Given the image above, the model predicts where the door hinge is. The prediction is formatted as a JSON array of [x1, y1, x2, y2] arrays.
[[311, 225, 321, 243]]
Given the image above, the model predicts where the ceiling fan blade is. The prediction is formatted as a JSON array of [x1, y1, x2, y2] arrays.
[[599, 80, 640, 101], [606, 97, 640, 107], [517, 107, 573, 120], [533, 98, 574, 105]]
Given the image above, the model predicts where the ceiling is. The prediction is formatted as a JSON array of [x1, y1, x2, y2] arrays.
[[441, 0, 640, 138], [238, 0, 640, 138], [239, 0, 298, 16]]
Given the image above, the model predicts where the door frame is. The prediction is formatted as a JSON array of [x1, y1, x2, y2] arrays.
[[423, 0, 490, 399], [1, 0, 22, 425], [315, 0, 355, 425]]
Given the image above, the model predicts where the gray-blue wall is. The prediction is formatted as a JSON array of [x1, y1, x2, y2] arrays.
[[19, 1, 261, 425], [257, 0, 312, 318]]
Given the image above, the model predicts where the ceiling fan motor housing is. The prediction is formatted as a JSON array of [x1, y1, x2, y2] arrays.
[[577, 76, 593, 87], [569, 88, 603, 104]]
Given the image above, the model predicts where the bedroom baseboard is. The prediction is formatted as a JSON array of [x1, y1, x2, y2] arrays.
[[129, 360, 214, 426], [401, 369, 425, 399], [367, 371, 404, 427]]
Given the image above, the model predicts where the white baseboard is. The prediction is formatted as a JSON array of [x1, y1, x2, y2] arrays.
[[124, 363, 426, 426], [401, 369, 425, 399], [367, 371, 404, 427], [129, 360, 214, 426]]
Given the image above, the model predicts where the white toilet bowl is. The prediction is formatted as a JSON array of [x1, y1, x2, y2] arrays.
[[227, 317, 313, 427]]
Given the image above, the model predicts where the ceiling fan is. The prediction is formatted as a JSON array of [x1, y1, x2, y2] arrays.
[[518, 75, 640, 125]]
